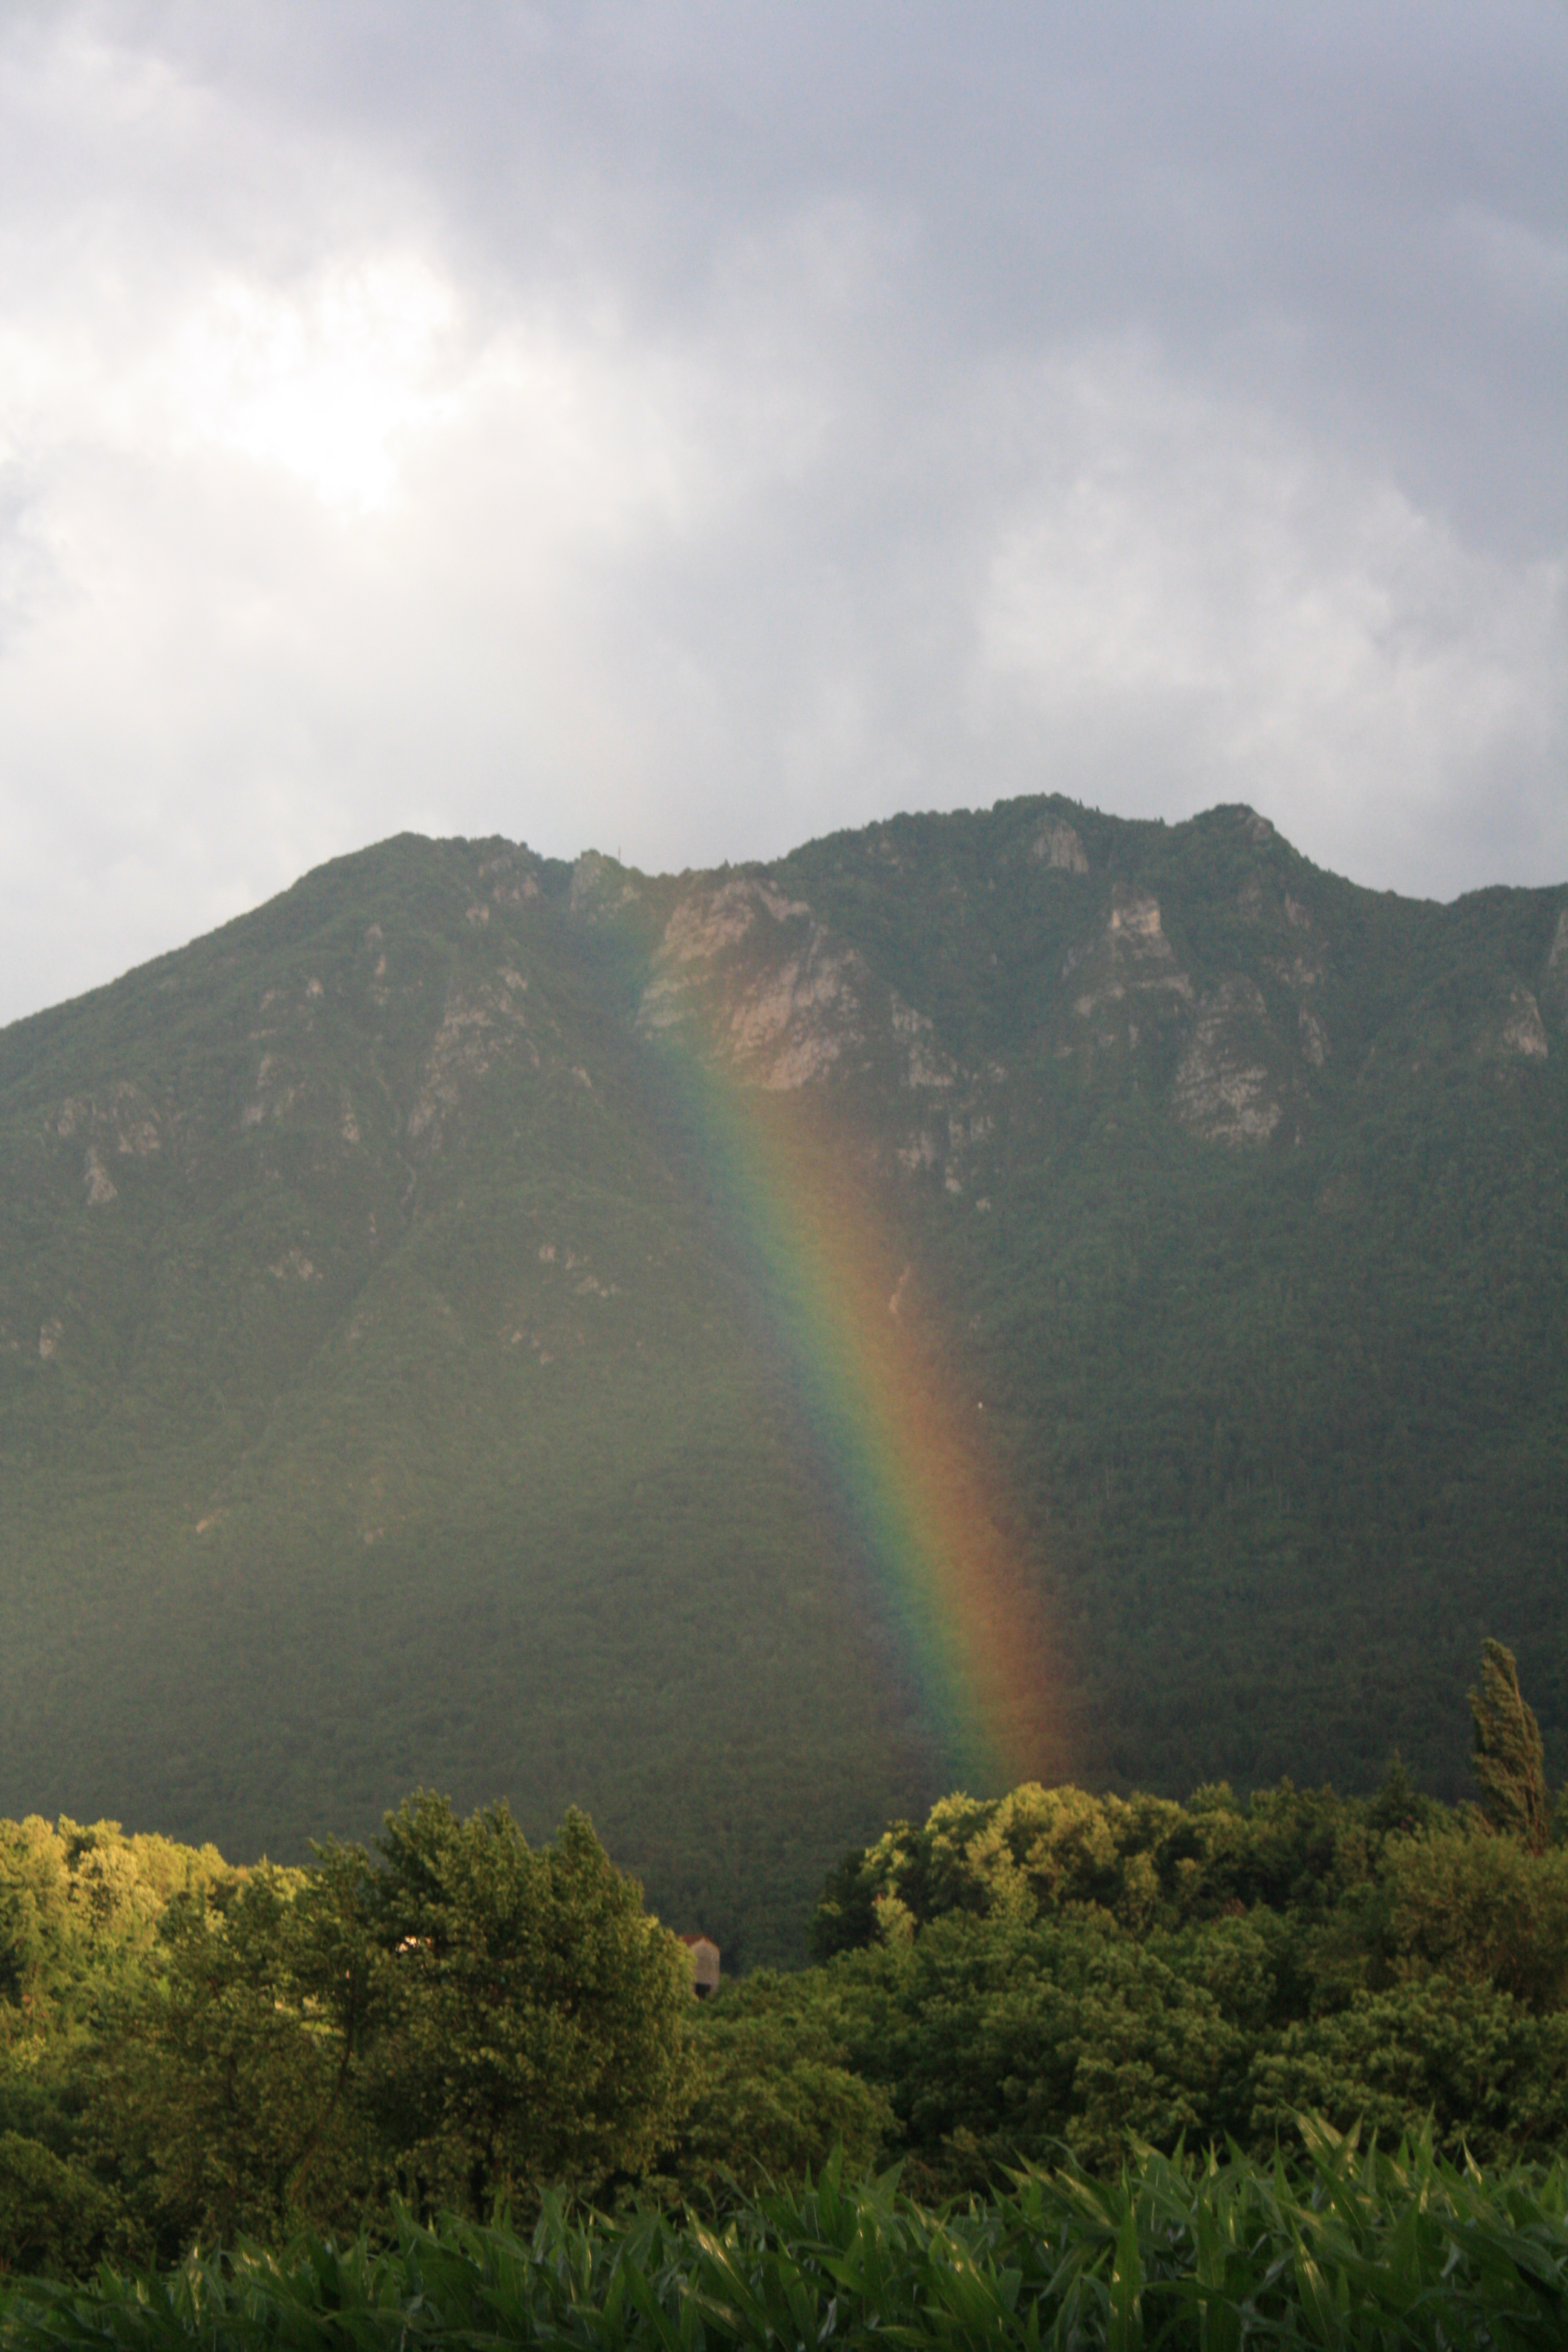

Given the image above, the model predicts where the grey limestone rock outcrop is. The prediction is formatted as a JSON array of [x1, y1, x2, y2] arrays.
[[1172, 976, 1286, 1145]]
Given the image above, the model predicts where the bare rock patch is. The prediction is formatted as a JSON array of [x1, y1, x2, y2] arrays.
[[1031, 820, 1089, 872], [1499, 987, 1550, 1061], [1172, 977, 1285, 1145]]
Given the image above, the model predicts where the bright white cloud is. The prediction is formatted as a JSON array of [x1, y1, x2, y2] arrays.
[[170, 260, 466, 512]]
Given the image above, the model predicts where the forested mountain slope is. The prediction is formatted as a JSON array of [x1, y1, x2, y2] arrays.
[[1, 797, 1563, 1961]]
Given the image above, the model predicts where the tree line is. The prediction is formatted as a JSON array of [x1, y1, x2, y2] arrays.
[[2, 1641, 1564, 2278]]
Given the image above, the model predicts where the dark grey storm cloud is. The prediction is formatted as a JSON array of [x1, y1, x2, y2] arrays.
[[0, 2, 1563, 1021]]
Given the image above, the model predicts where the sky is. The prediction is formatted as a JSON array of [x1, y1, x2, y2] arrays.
[[0, 2, 1563, 1024]]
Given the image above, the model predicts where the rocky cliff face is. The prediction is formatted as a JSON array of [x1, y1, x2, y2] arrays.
[[603, 799, 1561, 1177]]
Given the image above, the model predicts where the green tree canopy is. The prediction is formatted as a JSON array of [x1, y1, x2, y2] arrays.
[[85, 1795, 695, 2258], [1469, 1638, 1549, 1852], [334, 1793, 695, 2215]]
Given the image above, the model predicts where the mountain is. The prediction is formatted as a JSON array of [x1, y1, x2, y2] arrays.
[[1, 797, 1564, 1962]]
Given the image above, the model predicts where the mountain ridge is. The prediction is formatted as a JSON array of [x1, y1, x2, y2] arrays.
[[1, 793, 1563, 1962]]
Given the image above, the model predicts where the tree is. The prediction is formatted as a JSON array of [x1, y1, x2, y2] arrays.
[[1374, 1824, 1568, 2011], [1469, 1639, 1549, 1852], [1250, 1978, 1568, 2168], [339, 1794, 695, 2215], [83, 1796, 696, 2253], [670, 1971, 893, 2197], [0, 2131, 119, 2278], [85, 1863, 362, 2257]]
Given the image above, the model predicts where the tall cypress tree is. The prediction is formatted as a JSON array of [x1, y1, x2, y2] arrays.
[[1468, 1639, 1549, 1852]]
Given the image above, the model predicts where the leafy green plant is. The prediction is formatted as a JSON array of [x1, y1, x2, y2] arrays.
[[7, 2132, 1568, 2350]]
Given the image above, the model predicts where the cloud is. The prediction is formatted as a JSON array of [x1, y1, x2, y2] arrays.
[[969, 345, 1568, 893], [0, 3, 1563, 1024], [170, 260, 468, 512]]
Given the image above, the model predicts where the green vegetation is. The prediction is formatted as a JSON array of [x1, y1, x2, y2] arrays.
[[10, 2137, 1568, 2351], [4, 803, 1558, 2333], [793, 1709, 1568, 2192], [1471, 1638, 1551, 1851], [5, 1653, 1568, 2300], [0, 800, 1563, 1959], [0, 1799, 690, 2274]]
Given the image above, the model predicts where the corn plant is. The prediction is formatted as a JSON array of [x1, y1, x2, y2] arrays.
[[5, 2124, 1568, 2351]]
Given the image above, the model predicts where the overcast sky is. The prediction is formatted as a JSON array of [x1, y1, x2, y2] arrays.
[[0, 2, 1563, 1022]]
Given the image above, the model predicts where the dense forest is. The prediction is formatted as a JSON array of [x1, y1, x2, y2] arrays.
[[0, 798, 1563, 1964], [4, 1641, 1566, 2299]]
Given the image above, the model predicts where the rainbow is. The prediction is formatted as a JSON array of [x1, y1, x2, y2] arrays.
[[659, 1043, 1057, 1793]]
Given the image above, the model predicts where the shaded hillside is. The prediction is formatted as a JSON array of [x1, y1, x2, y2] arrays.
[[1, 799, 1563, 1960]]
